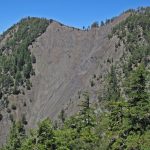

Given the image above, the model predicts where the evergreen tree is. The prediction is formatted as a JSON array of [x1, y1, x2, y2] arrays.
[[108, 64, 150, 149], [4, 122, 25, 150], [126, 64, 150, 131], [107, 65, 120, 101], [79, 92, 95, 128]]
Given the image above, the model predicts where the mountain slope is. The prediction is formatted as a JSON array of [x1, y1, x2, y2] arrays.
[[26, 13, 130, 127], [0, 13, 130, 144]]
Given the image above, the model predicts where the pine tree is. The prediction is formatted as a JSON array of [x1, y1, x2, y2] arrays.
[[125, 64, 150, 131], [108, 64, 150, 149], [79, 92, 95, 128], [107, 65, 120, 101], [4, 122, 25, 150]]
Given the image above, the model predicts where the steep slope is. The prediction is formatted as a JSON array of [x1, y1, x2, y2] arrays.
[[27, 13, 129, 126], [0, 13, 129, 144]]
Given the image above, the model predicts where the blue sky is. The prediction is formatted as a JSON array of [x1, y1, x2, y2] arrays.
[[0, 0, 150, 33]]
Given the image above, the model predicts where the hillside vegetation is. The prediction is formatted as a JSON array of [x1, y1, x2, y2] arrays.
[[1, 7, 150, 150], [0, 17, 49, 118]]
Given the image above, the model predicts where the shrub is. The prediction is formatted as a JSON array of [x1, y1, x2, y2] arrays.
[[90, 80, 95, 87], [31, 54, 36, 63], [7, 108, 11, 113], [22, 114, 28, 125], [0, 114, 3, 121], [11, 104, 17, 110], [9, 114, 14, 122]]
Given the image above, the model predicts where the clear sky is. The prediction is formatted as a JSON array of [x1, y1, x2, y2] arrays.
[[0, 0, 150, 33]]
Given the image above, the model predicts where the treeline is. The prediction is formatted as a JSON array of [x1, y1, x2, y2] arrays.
[[2, 62, 149, 150]]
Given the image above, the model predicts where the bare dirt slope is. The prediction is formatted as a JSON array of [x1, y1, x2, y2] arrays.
[[27, 13, 129, 126], [0, 13, 129, 145]]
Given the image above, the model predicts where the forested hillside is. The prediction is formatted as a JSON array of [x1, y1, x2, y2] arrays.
[[0, 17, 49, 111], [1, 7, 150, 150]]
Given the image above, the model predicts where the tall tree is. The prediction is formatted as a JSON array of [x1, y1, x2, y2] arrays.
[[125, 64, 150, 131], [108, 64, 150, 149], [107, 65, 120, 101], [4, 122, 25, 150]]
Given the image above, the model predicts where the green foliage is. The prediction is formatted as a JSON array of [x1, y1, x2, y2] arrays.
[[125, 64, 150, 129], [106, 65, 120, 101], [106, 64, 150, 150], [3, 122, 25, 150], [0, 17, 49, 111], [17, 119, 54, 150], [112, 8, 150, 76]]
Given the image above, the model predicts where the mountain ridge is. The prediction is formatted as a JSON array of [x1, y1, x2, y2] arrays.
[[0, 11, 130, 145]]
